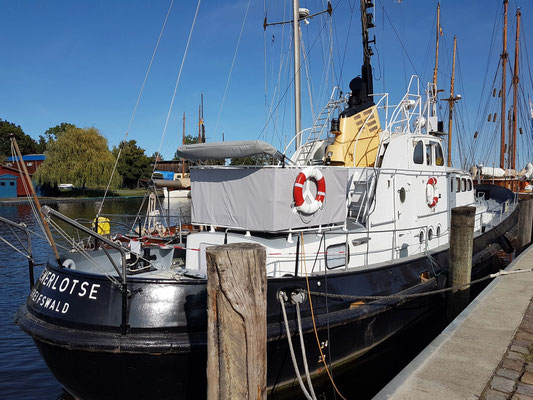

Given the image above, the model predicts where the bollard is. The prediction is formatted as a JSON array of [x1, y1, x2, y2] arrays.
[[447, 206, 476, 321], [519, 199, 533, 251], [206, 243, 267, 400]]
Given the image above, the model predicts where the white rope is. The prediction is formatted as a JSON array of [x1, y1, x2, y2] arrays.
[[279, 293, 316, 400], [213, 0, 251, 141], [296, 301, 318, 399], [0, 235, 30, 258], [153, 0, 202, 172], [23, 226, 72, 253], [98, 0, 175, 215]]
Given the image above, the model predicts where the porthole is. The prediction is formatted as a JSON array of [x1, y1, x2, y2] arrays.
[[399, 187, 406, 203]]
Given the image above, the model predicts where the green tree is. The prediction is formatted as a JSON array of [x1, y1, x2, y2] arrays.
[[112, 140, 153, 188], [36, 135, 47, 153], [173, 135, 200, 160], [34, 126, 121, 189], [230, 154, 272, 166], [44, 122, 77, 142], [0, 119, 39, 159]]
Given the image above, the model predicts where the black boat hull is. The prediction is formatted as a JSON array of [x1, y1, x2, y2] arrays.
[[16, 205, 518, 400]]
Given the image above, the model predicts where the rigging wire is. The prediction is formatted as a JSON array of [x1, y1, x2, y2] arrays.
[[98, 0, 175, 216], [152, 0, 202, 173], [376, 0, 420, 80], [258, 0, 342, 144], [10, 142, 48, 244], [337, 0, 356, 87], [213, 0, 252, 141]]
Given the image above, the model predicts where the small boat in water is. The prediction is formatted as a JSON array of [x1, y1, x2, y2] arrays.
[[14, 1, 520, 399]]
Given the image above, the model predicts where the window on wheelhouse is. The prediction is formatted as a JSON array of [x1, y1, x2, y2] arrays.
[[461, 178, 467, 192], [413, 141, 424, 164], [456, 177, 460, 193], [434, 143, 444, 166], [467, 179, 472, 191], [426, 143, 432, 165]]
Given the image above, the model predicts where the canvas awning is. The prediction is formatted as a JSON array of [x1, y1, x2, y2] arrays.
[[175, 140, 284, 161]]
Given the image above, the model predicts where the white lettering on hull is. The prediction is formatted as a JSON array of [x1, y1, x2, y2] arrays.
[[30, 269, 103, 315]]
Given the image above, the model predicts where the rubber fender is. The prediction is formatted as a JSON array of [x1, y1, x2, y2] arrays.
[[62, 259, 76, 269], [497, 234, 514, 254]]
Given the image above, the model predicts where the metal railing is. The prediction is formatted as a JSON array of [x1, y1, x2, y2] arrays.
[[41, 206, 130, 334], [0, 215, 34, 289]]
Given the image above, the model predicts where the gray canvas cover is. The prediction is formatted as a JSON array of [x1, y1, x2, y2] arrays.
[[176, 140, 282, 160], [191, 167, 349, 231]]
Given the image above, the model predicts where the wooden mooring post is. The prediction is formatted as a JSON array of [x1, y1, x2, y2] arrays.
[[518, 198, 533, 251], [206, 243, 267, 400], [447, 206, 476, 320]]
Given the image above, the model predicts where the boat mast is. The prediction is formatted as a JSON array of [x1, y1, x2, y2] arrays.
[[182, 112, 186, 176], [10, 135, 60, 262], [500, 0, 509, 169], [510, 8, 521, 170], [293, 0, 302, 150], [360, 0, 375, 99], [432, 2, 440, 97], [198, 93, 204, 144], [445, 36, 459, 167]]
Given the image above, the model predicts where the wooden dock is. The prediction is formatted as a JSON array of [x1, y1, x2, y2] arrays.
[[373, 245, 533, 400]]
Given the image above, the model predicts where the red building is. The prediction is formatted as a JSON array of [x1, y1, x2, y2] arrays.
[[0, 163, 34, 197], [5, 154, 46, 174]]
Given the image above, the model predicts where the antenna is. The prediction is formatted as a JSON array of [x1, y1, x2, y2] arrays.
[[360, 0, 376, 98]]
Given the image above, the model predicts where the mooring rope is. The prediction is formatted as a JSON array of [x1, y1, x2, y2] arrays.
[[279, 292, 316, 400], [301, 232, 347, 400], [295, 300, 318, 400], [307, 268, 533, 303]]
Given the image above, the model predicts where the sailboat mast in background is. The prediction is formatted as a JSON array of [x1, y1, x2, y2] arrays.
[[432, 2, 440, 96], [510, 8, 521, 170], [182, 112, 186, 176], [500, 0, 509, 168], [198, 93, 205, 144], [443, 36, 460, 168]]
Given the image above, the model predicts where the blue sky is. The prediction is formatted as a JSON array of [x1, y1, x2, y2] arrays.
[[1, 0, 532, 165]]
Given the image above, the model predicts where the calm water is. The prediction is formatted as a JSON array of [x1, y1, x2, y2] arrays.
[[0, 197, 505, 399], [0, 197, 191, 400]]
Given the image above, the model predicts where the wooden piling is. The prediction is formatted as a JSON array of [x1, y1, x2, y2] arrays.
[[447, 206, 476, 320], [206, 243, 267, 400], [518, 199, 533, 251]]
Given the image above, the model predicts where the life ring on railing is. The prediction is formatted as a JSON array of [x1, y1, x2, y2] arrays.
[[293, 167, 326, 214], [426, 177, 439, 208]]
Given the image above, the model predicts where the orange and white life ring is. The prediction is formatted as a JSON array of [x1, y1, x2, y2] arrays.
[[426, 177, 439, 208], [293, 167, 326, 214]]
